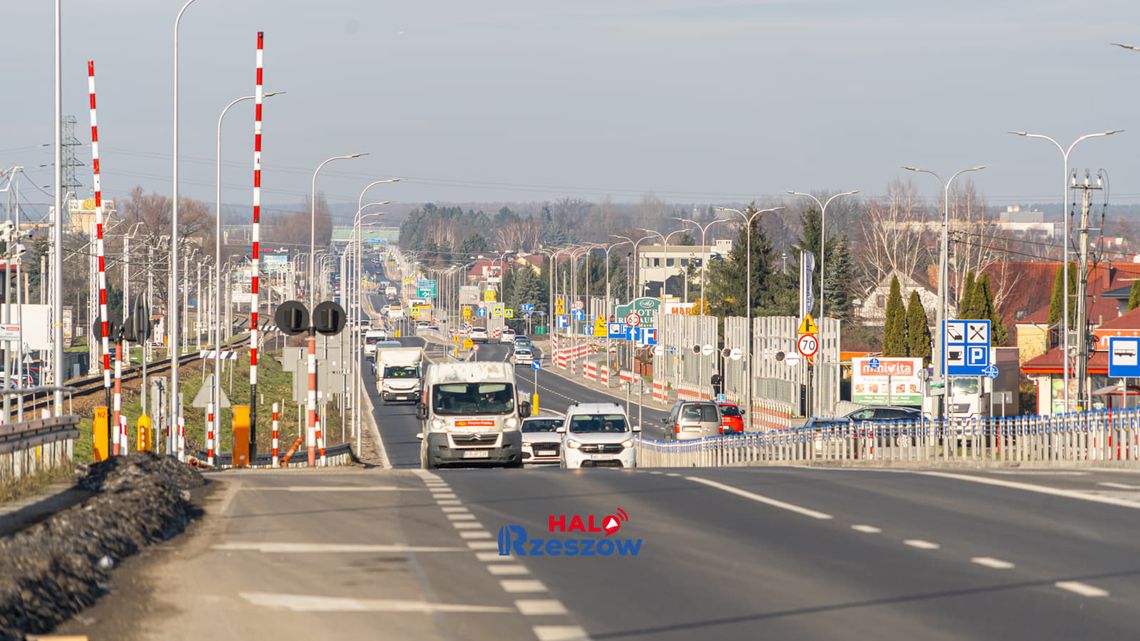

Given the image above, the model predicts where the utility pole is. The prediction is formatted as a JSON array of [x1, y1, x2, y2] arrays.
[[1072, 170, 1102, 409]]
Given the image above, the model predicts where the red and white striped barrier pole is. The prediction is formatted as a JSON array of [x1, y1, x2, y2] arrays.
[[306, 331, 317, 465], [206, 402, 215, 466], [87, 60, 112, 419], [177, 414, 185, 459], [316, 411, 327, 466], [248, 31, 264, 458], [119, 415, 129, 455], [112, 338, 122, 455], [271, 402, 280, 468]]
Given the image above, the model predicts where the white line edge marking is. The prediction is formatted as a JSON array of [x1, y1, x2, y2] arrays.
[[488, 564, 530, 576], [516, 599, 569, 615], [213, 542, 464, 553], [685, 476, 833, 520], [921, 471, 1140, 510], [240, 592, 513, 613], [255, 486, 414, 492], [904, 539, 940, 550], [532, 625, 590, 641], [851, 525, 882, 533], [500, 579, 547, 593], [1055, 581, 1109, 597], [1098, 482, 1140, 490], [971, 556, 1015, 569]]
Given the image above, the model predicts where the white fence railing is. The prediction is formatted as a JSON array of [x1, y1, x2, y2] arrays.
[[636, 410, 1140, 468]]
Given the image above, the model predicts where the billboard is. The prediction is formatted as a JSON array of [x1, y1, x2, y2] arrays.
[[851, 357, 923, 407], [263, 254, 289, 274]]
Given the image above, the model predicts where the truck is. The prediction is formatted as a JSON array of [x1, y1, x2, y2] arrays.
[[378, 346, 423, 403], [946, 346, 1020, 420], [387, 304, 405, 320], [385, 285, 398, 300], [416, 362, 529, 469]]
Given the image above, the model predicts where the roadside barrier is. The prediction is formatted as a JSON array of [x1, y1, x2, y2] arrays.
[[636, 408, 1140, 468]]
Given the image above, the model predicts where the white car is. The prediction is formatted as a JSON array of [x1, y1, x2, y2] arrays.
[[499, 328, 517, 344], [521, 415, 563, 465], [511, 347, 534, 366], [470, 327, 489, 343], [559, 402, 639, 469]]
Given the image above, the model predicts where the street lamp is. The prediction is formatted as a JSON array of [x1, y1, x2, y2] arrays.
[[1009, 129, 1122, 413], [902, 165, 984, 418], [346, 207, 385, 454], [785, 190, 859, 319], [169, 0, 200, 456], [716, 206, 784, 422], [673, 218, 731, 314], [306, 153, 366, 466], [636, 228, 689, 299]]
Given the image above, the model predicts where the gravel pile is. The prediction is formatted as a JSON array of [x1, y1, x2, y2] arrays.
[[0, 453, 204, 640]]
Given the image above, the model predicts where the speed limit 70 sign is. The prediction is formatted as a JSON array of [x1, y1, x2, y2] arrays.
[[796, 333, 819, 357]]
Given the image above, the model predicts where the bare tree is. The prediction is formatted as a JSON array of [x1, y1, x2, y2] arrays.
[[856, 179, 932, 290]]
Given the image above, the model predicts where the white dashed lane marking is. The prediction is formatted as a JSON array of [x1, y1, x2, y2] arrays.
[[478, 552, 511, 562], [971, 557, 1015, 569], [685, 476, 833, 520], [488, 564, 530, 576], [851, 525, 882, 533], [533, 625, 590, 640], [904, 539, 941, 550], [1055, 581, 1110, 597], [437, 500, 462, 506], [240, 592, 513, 613], [1098, 482, 1140, 490], [442, 506, 469, 513], [460, 530, 493, 539], [453, 521, 485, 530], [501, 579, 548, 593], [448, 513, 477, 521], [517, 599, 569, 615], [468, 541, 499, 550]]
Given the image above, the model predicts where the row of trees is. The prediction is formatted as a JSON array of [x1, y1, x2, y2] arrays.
[[881, 277, 932, 360]]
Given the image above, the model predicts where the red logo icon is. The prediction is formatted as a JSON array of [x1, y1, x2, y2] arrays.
[[603, 508, 629, 536]]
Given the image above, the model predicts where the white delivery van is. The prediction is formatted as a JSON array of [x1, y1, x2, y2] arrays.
[[363, 329, 388, 357], [416, 362, 529, 469], [378, 346, 423, 403]]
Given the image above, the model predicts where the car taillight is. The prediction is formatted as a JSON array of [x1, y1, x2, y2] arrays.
[[674, 423, 680, 433]]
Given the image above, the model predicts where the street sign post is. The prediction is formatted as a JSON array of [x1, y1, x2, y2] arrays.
[[943, 319, 990, 376]]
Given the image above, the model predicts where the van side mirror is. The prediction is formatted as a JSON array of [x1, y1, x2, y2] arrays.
[[415, 432, 424, 440], [660, 418, 669, 424], [555, 426, 566, 434], [632, 425, 642, 433], [416, 403, 428, 420], [519, 401, 532, 418]]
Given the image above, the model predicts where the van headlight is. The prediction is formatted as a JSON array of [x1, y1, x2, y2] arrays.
[[565, 439, 581, 449], [621, 439, 634, 449], [431, 418, 446, 431], [505, 418, 519, 430]]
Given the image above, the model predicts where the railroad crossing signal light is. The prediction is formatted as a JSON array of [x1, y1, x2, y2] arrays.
[[313, 301, 346, 335], [274, 301, 309, 336]]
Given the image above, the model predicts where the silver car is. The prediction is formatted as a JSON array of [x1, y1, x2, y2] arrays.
[[662, 401, 722, 441], [521, 415, 563, 465]]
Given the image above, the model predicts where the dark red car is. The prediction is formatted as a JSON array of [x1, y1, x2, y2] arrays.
[[717, 402, 745, 434]]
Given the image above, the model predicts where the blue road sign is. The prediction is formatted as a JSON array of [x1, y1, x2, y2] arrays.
[[572, 310, 586, 321], [608, 322, 627, 339], [983, 364, 999, 379], [943, 319, 990, 376], [521, 303, 535, 313], [477, 307, 487, 318], [1109, 337, 1140, 378], [869, 357, 880, 369], [640, 328, 658, 346], [716, 393, 727, 403], [556, 314, 570, 328], [531, 360, 542, 371]]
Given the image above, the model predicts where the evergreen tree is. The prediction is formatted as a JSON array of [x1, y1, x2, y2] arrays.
[[1047, 263, 1077, 326], [958, 271, 977, 319], [1128, 280, 1140, 311], [459, 233, 489, 255], [823, 233, 854, 320], [976, 274, 1008, 345], [905, 290, 931, 363], [882, 275, 908, 357], [705, 205, 791, 317]]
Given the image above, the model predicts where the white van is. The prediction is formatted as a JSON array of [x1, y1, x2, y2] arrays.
[[363, 329, 389, 356], [378, 347, 423, 403], [416, 362, 529, 469]]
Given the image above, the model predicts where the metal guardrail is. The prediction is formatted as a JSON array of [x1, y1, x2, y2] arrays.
[[196, 443, 354, 468], [0, 414, 80, 482], [637, 409, 1140, 468]]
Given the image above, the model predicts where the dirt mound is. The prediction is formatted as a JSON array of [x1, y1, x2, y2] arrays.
[[0, 453, 204, 640]]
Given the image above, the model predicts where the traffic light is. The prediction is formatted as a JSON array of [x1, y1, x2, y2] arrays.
[[274, 301, 309, 336]]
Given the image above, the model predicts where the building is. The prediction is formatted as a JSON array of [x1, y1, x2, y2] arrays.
[[68, 197, 116, 235], [637, 240, 732, 296], [854, 271, 938, 326]]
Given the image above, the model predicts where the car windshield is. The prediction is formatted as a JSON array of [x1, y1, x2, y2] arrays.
[[432, 383, 515, 415], [522, 419, 561, 433], [383, 366, 418, 379], [568, 414, 629, 433], [718, 405, 741, 417], [682, 404, 719, 421], [951, 378, 979, 396]]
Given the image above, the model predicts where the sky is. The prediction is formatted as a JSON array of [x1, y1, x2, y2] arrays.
[[5, 0, 1140, 212]]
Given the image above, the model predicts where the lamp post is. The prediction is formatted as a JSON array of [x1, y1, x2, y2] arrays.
[[673, 218, 731, 315], [902, 164, 986, 420], [1009, 129, 1121, 413], [716, 207, 784, 423], [347, 208, 385, 454], [306, 153, 366, 466], [169, 0, 199, 456], [612, 234, 657, 301], [785, 190, 859, 319], [635, 228, 688, 299]]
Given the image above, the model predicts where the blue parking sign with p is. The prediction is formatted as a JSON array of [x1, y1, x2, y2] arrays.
[[943, 319, 990, 376]]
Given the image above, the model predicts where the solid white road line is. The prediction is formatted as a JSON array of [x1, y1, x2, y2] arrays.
[[447, 513, 477, 520], [488, 564, 530, 576], [1055, 581, 1110, 597], [989, 471, 1088, 476], [1098, 482, 1140, 490], [904, 539, 941, 550], [532, 625, 590, 641], [254, 486, 414, 492], [685, 476, 833, 520], [516, 599, 568, 615], [441, 506, 469, 513], [665, 473, 681, 477], [437, 499, 462, 506], [500, 579, 547, 593], [971, 557, 1015, 569], [460, 530, 493, 539], [922, 471, 1140, 511], [468, 540, 499, 550], [851, 525, 882, 533], [240, 593, 513, 613], [213, 542, 464, 553], [453, 521, 484, 530], [478, 552, 512, 562]]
